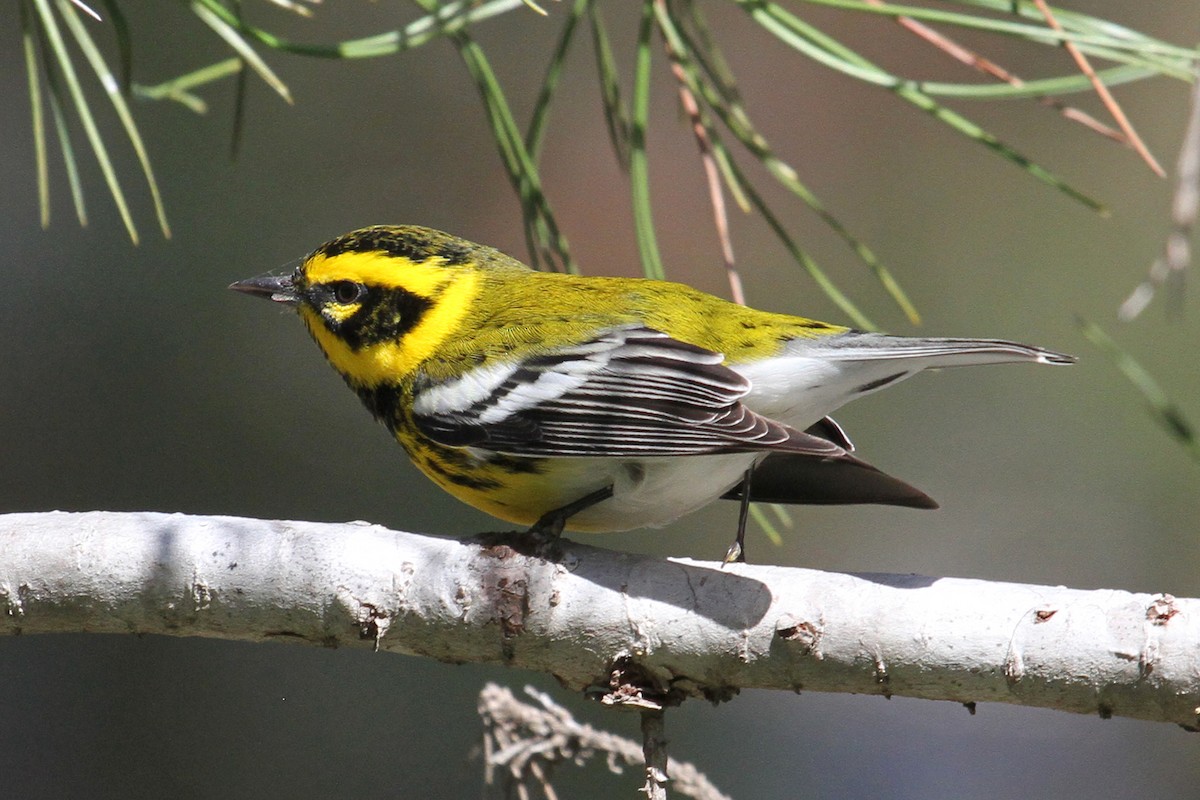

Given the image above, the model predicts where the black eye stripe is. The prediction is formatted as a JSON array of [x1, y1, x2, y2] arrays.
[[320, 286, 434, 351]]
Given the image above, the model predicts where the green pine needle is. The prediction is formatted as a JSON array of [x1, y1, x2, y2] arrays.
[[1078, 318, 1200, 462], [631, 0, 666, 281]]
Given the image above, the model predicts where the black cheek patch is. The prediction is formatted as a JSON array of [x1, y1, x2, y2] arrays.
[[335, 289, 434, 351]]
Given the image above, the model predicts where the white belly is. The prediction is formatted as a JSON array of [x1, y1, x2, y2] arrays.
[[560, 452, 761, 532]]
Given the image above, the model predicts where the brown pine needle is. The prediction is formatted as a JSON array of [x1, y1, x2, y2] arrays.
[[1032, 0, 1166, 178], [863, 0, 1126, 144], [658, 0, 745, 306]]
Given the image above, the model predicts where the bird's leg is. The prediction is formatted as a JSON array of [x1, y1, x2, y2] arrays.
[[530, 485, 615, 538], [723, 468, 754, 564]]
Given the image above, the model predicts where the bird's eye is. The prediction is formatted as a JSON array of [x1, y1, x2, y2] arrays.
[[331, 281, 366, 305]]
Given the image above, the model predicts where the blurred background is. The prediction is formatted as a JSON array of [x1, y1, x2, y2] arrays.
[[2, 2, 1199, 797]]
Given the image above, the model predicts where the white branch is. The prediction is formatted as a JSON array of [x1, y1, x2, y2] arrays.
[[1, 511, 1197, 728]]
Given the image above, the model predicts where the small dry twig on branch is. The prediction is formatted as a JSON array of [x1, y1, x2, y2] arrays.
[[479, 684, 731, 800]]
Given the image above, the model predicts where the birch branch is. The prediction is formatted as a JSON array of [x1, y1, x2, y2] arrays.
[[1, 511, 1197, 729]]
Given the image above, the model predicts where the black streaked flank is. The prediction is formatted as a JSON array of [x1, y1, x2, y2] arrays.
[[488, 454, 545, 475], [855, 371, 908, 394], [313, 225, 475, 266], [420, 452, 504, 490], [416, 440, 518, 490]]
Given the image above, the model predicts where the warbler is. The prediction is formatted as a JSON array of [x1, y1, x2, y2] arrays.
[[231, 225, 1073, 560]]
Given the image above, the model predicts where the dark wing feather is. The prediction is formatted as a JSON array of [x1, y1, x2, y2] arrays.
[[412, 325, 844, 459]]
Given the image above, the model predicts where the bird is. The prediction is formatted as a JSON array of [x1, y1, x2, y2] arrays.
[[230, 224, 1074, 561]]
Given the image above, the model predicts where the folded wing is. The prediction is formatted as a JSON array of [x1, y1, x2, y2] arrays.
[[412, 325, 846, 459]]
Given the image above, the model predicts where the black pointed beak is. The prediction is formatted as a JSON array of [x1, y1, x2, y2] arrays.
[[228, 274, 299, 305]]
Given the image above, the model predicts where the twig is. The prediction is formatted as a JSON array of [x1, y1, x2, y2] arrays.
[[640, 709, 670, 799]]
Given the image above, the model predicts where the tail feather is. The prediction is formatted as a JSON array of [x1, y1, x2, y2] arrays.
[[815, 333, 1076, 367], [721, 451, 938, 509]]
